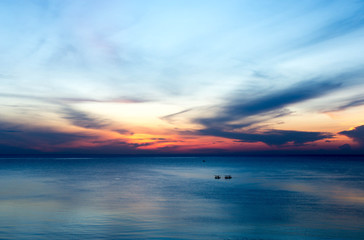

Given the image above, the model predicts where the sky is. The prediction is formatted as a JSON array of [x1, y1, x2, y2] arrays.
[[0, 0, 364, 155]]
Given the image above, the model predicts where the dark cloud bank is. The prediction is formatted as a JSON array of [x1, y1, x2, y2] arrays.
[[186, 80, 341, 147], [198, 129, 332, 146], [0, 121, 148, 155], [166, 72, 364, 154], [339, 125, 364, 147]]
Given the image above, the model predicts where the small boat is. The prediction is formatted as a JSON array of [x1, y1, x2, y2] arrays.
[[214, 175, 221, 179], [225, 175, 232, 179]]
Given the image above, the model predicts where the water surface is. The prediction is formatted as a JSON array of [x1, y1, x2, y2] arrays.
[[0, 156, 363, 239]]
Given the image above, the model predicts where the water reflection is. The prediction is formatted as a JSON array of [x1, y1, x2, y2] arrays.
[[0, 156, 363, 239]]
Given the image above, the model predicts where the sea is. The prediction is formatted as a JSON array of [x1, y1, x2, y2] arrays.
[[0, 156, 363, 240]]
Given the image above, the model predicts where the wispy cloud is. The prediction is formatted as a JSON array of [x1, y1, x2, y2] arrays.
[[61, 107, 109, 129], [298, 4, 364, 48], [324, 95, 364, 112], [196, 79, 342, 129], [0, 92, 149, 104]]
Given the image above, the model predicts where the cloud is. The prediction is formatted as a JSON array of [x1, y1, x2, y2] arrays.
[[0, 93, 137, 136], [198, 128, 333, 146], [0, 92, 149, 105], [61, 106, 138, 135], [161, 108, 192, 124], [0, 144, 42, 154], [0, 122, 95, 153], [162, 74, 351, 130], [299, 5, 364, 48], [339, 144, 352, 151], [59, 96, 149, 104], [0, 120, 148, 154], [163, 77, 344, 146], [61, 107, 109, 129], [62, 141, 154, 155], [339, 125, 364, 146], [325, 96, 364, 112], [196, 80, 342, 128], [150, 138, 167, 141], [113, 129, 133, 135]]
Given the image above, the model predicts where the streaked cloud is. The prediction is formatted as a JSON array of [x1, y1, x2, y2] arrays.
[[197, 129, 333, 146], [324, 95, 364, 112], [196, 79, 343, 129], [61, 106, 109, 129]]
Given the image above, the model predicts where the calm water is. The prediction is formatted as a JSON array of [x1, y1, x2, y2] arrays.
[[0, 156, 363, 240]]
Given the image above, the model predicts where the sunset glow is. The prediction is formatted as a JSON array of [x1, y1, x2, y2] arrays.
[[1, 0, 364, 155]]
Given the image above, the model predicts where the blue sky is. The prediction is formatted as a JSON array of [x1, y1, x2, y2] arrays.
[[0, 0, 364, 154]]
